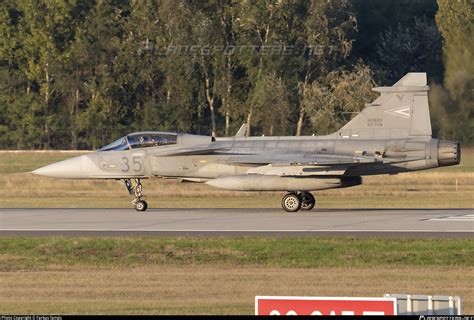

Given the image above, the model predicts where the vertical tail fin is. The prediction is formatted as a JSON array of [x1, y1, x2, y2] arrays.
[[337, 73, 432, 139]]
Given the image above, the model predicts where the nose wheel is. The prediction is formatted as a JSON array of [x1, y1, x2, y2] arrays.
[[281, 191, 316, 212], [134, 200, 148, 212], [124, 178, 148, 211]]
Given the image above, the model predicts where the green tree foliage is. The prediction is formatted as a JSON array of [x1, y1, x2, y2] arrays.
[[1, 0, 80, 148], [352, 0, 439, 75], [435, 0, 473, 142], [295, 0, 357, 135], [249, 73, 290, 136], [303, 64, 376, 134], [375, 17, 443, 84], [0, 0, 471, 149]]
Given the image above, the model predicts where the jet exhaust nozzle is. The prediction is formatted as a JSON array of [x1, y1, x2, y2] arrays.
[[437, 140, 461, 167]]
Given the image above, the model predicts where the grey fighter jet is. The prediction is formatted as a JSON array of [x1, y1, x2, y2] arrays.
[[32, 73, 460, 212]]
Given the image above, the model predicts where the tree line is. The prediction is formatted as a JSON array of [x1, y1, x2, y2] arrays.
[[0, 0, 472, 150]]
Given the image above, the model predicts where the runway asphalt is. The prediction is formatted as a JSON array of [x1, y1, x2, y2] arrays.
[[0, 208, 473, 237]]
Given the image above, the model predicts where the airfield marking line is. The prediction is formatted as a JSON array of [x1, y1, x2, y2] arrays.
[[1, 229, 473, 233], [428, 219, 473, 221], [116, 212, 254, 230], [307, 215, 405, 230], [426, 213, 474, 222]]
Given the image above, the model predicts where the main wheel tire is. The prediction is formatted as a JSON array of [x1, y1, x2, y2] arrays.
[[281, 193, 301, 212], [299, 192, 316, 211], [135, 200, 148, 212]]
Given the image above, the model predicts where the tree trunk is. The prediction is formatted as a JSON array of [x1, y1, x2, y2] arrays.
[[247, 18, 271, 138], [296, 111, 304, 136], [224, 55, 232, 136], [70, 88, 79, 149], [219, 7, 235, 137], [44, 62, 50, 150], [225, 111, 230, 136], [26, 85, 31, 148], [210, 105, 216, 137], [204, 75, 216, 137], [296, 75, 309, 136], [166, 75, 171, 103], [246, 111, 252, 137]]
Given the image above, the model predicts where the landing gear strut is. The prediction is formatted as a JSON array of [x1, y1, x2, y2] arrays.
[[281, 191, 316, 212], [124, 178, 148, 211]]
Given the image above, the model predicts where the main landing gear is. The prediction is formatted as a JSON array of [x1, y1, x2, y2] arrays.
[[281, 192, 316, 212], [124, 178, 148, 211]]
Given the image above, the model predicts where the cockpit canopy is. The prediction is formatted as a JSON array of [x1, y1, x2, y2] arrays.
[[99, 132, 178, 151]]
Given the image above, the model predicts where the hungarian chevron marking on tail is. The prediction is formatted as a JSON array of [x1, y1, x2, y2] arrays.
[[384, 106, 411, 118], [338, 72, 432, 139]]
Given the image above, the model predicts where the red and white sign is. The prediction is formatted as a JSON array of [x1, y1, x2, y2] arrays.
[[255, 296, 397, 316]]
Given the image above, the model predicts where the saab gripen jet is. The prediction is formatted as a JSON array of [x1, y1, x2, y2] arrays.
[[32, 73, 460, 212]]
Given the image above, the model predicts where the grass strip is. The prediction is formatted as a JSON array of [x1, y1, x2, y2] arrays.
[[1, 237, 473, 270]]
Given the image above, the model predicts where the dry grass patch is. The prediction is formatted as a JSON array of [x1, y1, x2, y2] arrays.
[[1, 265, 472, 314], [0, 170, 472, 208]]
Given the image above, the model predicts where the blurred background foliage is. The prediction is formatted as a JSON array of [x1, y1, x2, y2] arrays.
[[0, 0, 472, 149]]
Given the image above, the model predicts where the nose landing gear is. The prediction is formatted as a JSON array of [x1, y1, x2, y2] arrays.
[[124, 178, 148, 211], [281, 191, 316, 212]]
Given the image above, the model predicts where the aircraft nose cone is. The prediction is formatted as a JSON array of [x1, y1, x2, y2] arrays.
[[32, 155, 83, 179]]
